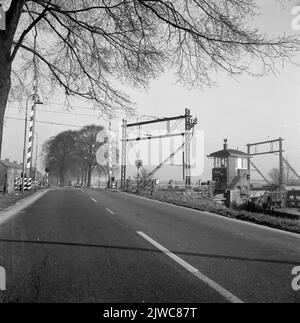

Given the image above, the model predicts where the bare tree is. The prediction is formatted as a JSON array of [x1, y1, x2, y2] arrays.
[[268, 167, 295, 185], [0, 0, 299, 159], [42, 124, 108, 187], [42, 130, 77, 186], [76, 124, 107, 187], [269, 168, 280, 185]]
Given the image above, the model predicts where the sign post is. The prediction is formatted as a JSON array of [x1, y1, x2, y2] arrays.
[[135, 159, 143, 193]]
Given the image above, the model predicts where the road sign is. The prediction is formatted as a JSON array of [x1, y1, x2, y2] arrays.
[[135, 159, 143, 169]]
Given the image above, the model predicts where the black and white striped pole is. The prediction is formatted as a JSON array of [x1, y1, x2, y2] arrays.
[[34, 131, 39, 182], [26, 99, 35, 171], [22, 94, 43, 193]]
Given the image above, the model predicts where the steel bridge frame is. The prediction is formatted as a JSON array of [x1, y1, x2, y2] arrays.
[[120, 109, 198, 188]]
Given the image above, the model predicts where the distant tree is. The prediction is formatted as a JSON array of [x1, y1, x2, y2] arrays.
[[42, 130, 77, 186], [268, 167, 295, 186], [269, 168, 280, 185], [76, 125, 107, 187], [289, 178, 300, 186], [0, 0, 300, 159], [42, 124, 111, 187]]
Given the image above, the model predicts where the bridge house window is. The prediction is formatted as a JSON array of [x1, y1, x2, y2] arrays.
[[214, 158, 228, 168], [235, 158, 248, 170]]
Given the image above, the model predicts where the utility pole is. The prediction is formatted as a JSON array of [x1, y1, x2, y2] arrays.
[[185, 109, 192, 187], [121, 119, 128, 188], [27, 21, 42, 178], [247, 144, 251, 181], [279, 137, 284, 187], [184, 108, 197, 187], [34, 132, 39, 182], [22, 94, 42, 193], [26, 93, 42, 179], [28, 80, 38, 172], [108, 115, 113, 188], [22, 96, 30, 193], [182, 151, 185, 181]]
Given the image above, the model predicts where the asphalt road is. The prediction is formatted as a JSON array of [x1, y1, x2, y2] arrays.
[[0, 188, 299, 303]]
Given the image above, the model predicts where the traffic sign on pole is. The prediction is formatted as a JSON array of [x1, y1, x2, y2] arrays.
[[135, 159, 143, 169]]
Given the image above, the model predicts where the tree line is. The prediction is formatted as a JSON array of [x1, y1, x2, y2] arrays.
[[42, 124, 110, 187]]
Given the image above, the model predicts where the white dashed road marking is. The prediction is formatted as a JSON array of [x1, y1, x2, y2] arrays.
[[90, 197, 98, 203], [137, 231, 244, 304], [105, 208, 115, 215]]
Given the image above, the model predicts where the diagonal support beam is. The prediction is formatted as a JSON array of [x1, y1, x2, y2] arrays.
[[250, 160, 271, 186], [283, 157, 300, 182]]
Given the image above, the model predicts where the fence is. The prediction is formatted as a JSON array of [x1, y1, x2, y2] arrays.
[[126, 181, 214, 199], [157, 185, 213, 199]]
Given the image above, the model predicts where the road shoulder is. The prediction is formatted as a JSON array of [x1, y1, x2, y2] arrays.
[[0, 190, 50, 225], [109, 189, 300, 239]]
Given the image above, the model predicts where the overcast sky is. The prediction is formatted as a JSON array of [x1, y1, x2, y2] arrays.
[[3, 0, 300, 182]]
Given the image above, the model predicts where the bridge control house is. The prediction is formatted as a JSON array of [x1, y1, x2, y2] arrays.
[[208, 140, 251, 205]]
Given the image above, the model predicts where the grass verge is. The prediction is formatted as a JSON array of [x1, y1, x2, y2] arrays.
[[125, 189, 300, 235], [0, 190, 38, 212]]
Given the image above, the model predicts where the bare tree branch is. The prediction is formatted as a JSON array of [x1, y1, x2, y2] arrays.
[[1, 0, 300, 123]]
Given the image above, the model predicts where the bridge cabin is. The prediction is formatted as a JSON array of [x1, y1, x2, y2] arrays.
[[208, 139, 251, 196]]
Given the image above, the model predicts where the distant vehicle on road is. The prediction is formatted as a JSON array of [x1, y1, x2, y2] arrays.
[[74, 183, 82, 188]]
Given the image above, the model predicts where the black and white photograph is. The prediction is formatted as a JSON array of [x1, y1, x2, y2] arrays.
[[0, 0, 300, 308]]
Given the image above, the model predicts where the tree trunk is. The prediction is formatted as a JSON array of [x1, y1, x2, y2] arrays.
[[0, 38, 12, 160], [0, 0, 27, 160], [84, 169, 87, 187], [60, 167, 65, 187], [87, 165, 92, 187]]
